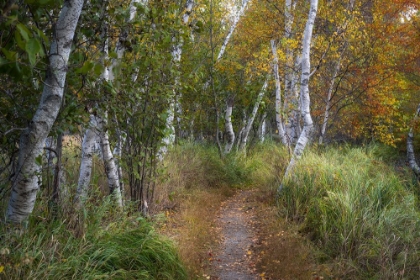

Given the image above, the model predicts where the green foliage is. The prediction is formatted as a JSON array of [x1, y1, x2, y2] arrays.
[[278, 145, 420, 279]]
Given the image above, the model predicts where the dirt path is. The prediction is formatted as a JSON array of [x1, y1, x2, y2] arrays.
[[208, 189, 326, 280], [210, 190, 258, 280]]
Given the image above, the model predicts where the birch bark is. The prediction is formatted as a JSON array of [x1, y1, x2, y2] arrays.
[[259, 111, 267, 143], [319, 46, 345, 144], [283, 0, 300, 145], [279, 0, 318, 192], [75, 115, 99, 206], [6, 0, 85, 223], [224, 96, 235, 154], [217, 0, 251, 61], [240, 79, 268, 150], [97, 113, 123, 207], [271, 39, 288, 146], [76, 0, 142, 208], [407, 104, 420, 179], [159, 0, 194, 157]]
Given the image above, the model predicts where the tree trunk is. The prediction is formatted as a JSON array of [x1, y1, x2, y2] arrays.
[[6, 0, 85, 223], [97, 113, 123, 208], [159, 0, 194, 156], [51, 132, 64, 205], [75, 115, 99, 206], [271, 39, 288, 146], [283, 0, 300, 145], [113, 124, 126, 206], [236, 109, 247, 151], [240, 79, 267, 150], [319, 46, 345, 144], [279, 0, 318, 193], [407, 104, 420, 179], [259, 111, 267, 143], [319, 0, 354, 144], [217, 0, 251, 61], [224, 96, 235, 154]]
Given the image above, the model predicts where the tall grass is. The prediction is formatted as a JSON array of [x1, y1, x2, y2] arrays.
[[0, 196, 186, 280], [279, 145, 420, 279]]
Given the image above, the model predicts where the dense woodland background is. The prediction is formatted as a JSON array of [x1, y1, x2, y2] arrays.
[[1, 0, 420, 279]]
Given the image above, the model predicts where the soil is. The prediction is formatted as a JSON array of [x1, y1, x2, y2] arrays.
[[209, 190, 258, 280], [209, 189, 328, 280]]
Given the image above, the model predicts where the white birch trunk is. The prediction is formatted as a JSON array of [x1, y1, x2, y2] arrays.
[[280, 0, 318, 192], [236, 109, 247, 151], [159, 0, 194, 157], [95, 1, 143, 206], [217, 0, 251, 61], [283, 0, 299, 145], [240, 79, 268, 150], [407, 104, 420, 178], [224, 97, 235, 154], [113, 126, 126, 206], [6, 0, 84, 223], [319, 47, 345, 144], [271, 40, 288, 146], [97, 113, 123, 207], [259, 111, 267, 143], [108, 0, 141, 80], [75, 115, 99, 206]]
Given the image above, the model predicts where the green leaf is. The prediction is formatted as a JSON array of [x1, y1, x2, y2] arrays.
[[76, 61, 94, 74], [0, 57, 8, 66], [16, 23, 31, 41], [1, 48, 17, 61], [35, 26, 49, 46], [39, 0, 54, 5], [93, 63, 104, 76], [26, 38, 43, 66], [15, 29, 26, 51], [35, 155, 43, 166]]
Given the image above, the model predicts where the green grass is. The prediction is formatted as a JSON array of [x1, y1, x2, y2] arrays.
[[2, 141, 419, 279], [0, 197, 187, 280], [279, 145, 420, 279]]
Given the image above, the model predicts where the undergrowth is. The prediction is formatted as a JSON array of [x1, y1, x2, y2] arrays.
[[0, 197, 186, 280], [279, 144, 420, 279], [2, 140, 419, 279]]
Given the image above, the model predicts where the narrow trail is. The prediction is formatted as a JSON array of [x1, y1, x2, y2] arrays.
[[210, 190, 258, 280]]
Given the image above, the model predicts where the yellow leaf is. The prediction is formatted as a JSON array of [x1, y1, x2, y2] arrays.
[[0, 265, 4, 273]]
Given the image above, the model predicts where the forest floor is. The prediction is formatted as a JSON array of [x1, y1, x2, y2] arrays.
[[157, 187, 333, 280]]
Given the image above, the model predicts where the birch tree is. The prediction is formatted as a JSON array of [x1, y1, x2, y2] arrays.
[[75, 115, 99, 206], [407, 103, 420, 180], [239, 79, 268, 150], [271, 39, 288, 146], [318, 0, 355, 144], [279, 0, 318, 192], [6, 0, 85, 223], [224, 96, 235, 154], [159, 0, 194, 157], [216, 0, 251, 154], [76, 0, 142, 207], [283, 0, 301, 145]]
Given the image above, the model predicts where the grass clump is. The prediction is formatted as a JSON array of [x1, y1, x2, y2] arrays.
[[0, 198, 186, 280], [279, 145, 420, 279]]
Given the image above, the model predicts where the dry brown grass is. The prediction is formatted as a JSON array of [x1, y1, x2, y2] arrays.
[[155, 187, 235, 279], [247, 188, 332, 280]]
